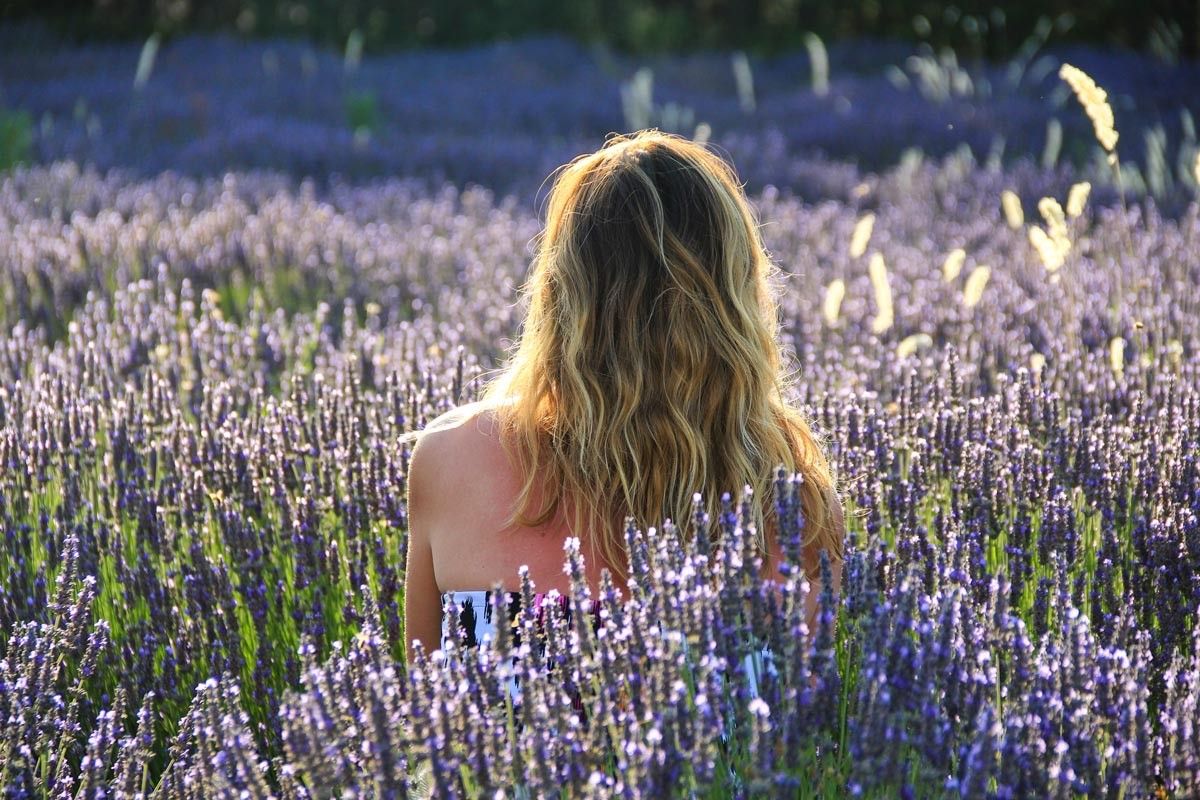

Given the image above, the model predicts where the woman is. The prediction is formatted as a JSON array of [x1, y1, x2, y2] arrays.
[[403, 129, 844, 663]]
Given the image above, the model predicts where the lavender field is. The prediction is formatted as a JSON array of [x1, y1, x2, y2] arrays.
[[2, 27, 1200, 798]]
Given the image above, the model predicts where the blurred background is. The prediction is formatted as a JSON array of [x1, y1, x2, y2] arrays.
[[1, 1, 1198, 205], [6, 0, 1200, 56]]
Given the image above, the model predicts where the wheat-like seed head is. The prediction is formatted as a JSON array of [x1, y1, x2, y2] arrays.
[[1109, 336, 1126, 373], [962, 265, 990, 308], [1066, 182, 1091, 218], [1167, 339, 1184, 367], [942, 248, 966, 282], [1029, 225, 1067, 272], [1038, 197, 1071, 261], [849, 212, 875, 259], [896, 333, 932, 359], [1059, 63, 1119, 152], [823, 279, 846, 326], [868, 252, 893, 334], [1038, 197, 1067, 239], [1001, 190, 1024, 229]]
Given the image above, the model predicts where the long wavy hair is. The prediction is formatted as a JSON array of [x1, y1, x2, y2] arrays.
[[470, 129, 840, 581]]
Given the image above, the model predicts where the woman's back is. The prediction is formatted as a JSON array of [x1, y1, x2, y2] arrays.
[[403, 129, 844, 663], [403, 400, 627, 657], [410, 400, 624, 597], [404, 399, 840, 660]]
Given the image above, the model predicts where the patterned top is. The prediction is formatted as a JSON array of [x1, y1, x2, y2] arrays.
[[439, 589, 593, 650], [439, 589, 776, 701]]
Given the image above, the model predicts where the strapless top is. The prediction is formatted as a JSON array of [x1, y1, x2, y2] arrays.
[[439, 589, 595, 650], [439, 589, 776, 700]]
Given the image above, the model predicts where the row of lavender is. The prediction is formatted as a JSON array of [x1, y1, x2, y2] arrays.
[[2, 151, 1199, 795], [3, 27, 1200, 204]]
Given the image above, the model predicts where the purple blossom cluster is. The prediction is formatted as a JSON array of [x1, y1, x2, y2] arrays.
[[2, 26, 1199, 205], [1, 148, 1199, 795]]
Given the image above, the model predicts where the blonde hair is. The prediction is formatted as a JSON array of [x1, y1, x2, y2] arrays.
[[422, 130, 840, 580]]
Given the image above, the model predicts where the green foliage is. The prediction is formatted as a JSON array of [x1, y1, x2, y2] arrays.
[[0, 109, 33, 172], [344, 89, 378, 135]]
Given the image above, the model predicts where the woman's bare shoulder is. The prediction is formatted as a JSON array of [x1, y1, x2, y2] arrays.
[[408, 401, 509, 487], [410, 398, 504, 441]]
